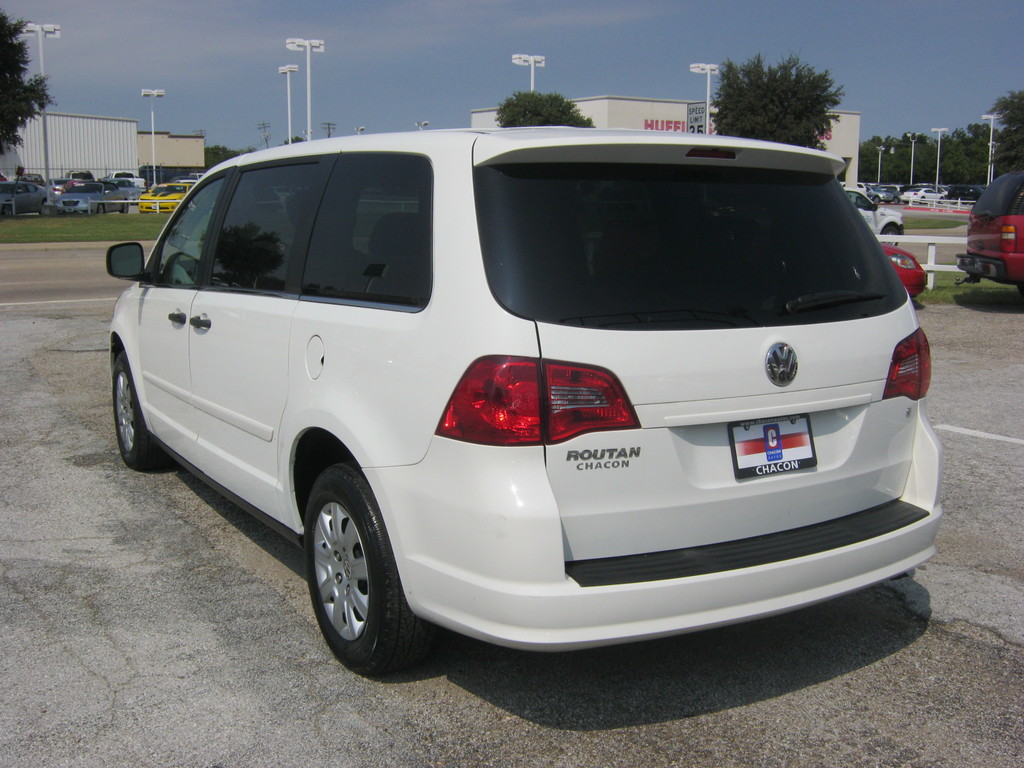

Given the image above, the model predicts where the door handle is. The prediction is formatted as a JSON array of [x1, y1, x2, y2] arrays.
[[189, 315, 212, 330], [167, 311, 187, 325]]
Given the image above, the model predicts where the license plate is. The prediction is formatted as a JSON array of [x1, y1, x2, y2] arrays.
[[728, 414, 817, 480]]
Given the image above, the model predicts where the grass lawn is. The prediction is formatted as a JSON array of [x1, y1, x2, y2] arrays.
[[918, 272, 1022, 306], [0, 212, 168, 243], [903, 217, 967, 231]]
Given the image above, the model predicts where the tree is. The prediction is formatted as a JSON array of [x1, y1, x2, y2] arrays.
[[712, 54, 843, 149], [204, 144, 254, 168], [990, 90, 1024, 173], [0, 11, 53, 148], [495, 91, 594, 128]]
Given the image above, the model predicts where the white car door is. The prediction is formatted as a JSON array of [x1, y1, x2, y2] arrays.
[[185, 161, 327, 520], [134, 179, 224, 457]]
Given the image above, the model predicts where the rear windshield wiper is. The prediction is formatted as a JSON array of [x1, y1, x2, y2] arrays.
[[783, 291, 885, 314]]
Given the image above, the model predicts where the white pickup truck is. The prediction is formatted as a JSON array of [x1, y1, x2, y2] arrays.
[[845, 188, 904, 235]]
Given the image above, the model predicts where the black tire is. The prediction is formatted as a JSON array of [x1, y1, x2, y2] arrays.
[[97, 204, 105, 214], [112, 352, 172, 471], [304, 463, 435, 675], [880, 224, 901, 236], [1017, 284, 1024, 300]]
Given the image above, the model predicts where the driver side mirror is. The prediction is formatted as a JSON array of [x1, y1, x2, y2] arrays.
[[106, 242, 147, 281]]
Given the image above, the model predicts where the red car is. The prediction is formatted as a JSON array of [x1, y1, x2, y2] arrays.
[[883, 244, 926, 297]]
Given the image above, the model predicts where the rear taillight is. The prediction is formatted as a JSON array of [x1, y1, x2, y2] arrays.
[[1001, 224, 1017, 253], [883, 329, 931, 401], [436, 356, 639, 446]]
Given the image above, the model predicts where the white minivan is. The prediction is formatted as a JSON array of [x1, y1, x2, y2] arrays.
[[107, 128, 943, 675]]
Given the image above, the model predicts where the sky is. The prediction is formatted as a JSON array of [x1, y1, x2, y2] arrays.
[[6, 0, 1023, 151]]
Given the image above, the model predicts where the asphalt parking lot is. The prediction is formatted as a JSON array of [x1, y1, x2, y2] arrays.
[[1, 244, 1021, 767]]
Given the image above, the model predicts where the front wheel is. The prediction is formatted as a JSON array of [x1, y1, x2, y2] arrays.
[[304, 464, 435, 675], [112, 352, 172, 470], [880, 224, 901, 236]]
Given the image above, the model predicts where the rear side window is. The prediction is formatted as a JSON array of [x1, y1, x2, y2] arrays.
[[475, 163, 905, 329], [210, 163, 326, 292], [303, 153, 432, 307]]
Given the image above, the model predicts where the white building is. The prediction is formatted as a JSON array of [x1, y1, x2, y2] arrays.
[[471, 95, 861, 184], [1, 112, 205, 182]]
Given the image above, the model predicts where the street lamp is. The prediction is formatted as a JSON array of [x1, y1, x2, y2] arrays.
[[415, 121, 429, 131], [278, 65, 298, 143], [876, 145, 887, 183], [285, 38, 325, 142], [512, 54, 545, 92], [931, 127, 948, 188], [689, 63, 719, 135], [21, 23, 61, 190], [982, 113, 999, 185], [908, 133, 918, 185], [141, 89, 165, 187]]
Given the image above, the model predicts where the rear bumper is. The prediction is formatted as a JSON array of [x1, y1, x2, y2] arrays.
[[958, 252, 1024, 283], [368, 437, 942, 652]]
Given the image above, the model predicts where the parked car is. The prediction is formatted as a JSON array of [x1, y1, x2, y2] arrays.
[[137, 181, 195, 213], [845, 188, 904, 235], [0, 181, 47, 215], [943, 184, 984, 203], [65, 170, 96, 181], [900, 186, 944, 204], [957, 170, 1024, 297], [106, 128, 941, 675], [883, 244, 926, 297], [105, 171, 148, 190], [106, 178, 143, 200], [56, 181, 130, 213], [19, 172, 46, 185], [865, 184, 899, 204]]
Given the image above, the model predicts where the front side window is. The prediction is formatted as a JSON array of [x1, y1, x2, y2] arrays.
[[303, 153, 432, 307], [151, 178, 224, 286], [475, 163, 905, 329], [210, 163, 324, 292]]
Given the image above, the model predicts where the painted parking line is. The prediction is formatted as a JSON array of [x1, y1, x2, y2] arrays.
[[935, 425, 1024, 446]]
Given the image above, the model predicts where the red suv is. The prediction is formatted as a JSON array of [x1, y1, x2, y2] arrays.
[[957, 171, 1024, 297]]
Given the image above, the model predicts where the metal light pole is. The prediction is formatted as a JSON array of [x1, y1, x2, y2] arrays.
[[689, 63, 719, 134], [931, 127, 947, 188], [982, 113, 999, 185], [512, 54, 545, 91], [22, 23, 61, 190], [876, 145, 886, 183], [285, 38, 324, 141], [908, 134, 918, 185], [141, 89, 165, 187], [278, 65, 298, 143]]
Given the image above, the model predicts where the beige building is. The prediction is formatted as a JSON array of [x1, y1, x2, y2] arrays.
[[471, 95, 860, 184], [136, 131, 205, 171]]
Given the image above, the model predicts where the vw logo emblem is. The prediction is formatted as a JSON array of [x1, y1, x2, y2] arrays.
[[766, 343, 798, 387]]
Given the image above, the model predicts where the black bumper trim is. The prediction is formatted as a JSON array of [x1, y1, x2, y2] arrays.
[[565, 500, 929, 588]]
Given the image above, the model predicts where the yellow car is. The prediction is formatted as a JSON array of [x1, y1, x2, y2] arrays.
[[138, 181, 195, 213]]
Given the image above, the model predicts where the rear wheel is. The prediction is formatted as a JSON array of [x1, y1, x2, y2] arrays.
[[304, 463, 435, 675]]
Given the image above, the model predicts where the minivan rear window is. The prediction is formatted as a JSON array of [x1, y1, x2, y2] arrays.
[[475, 163, 905, 329]]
